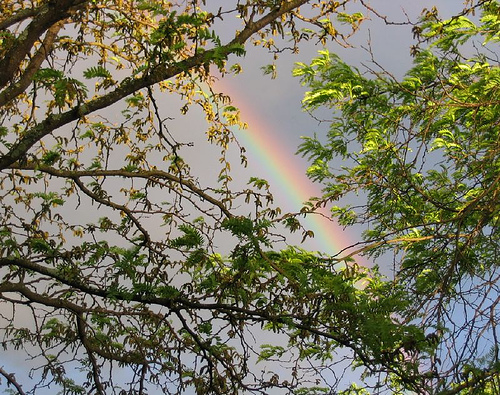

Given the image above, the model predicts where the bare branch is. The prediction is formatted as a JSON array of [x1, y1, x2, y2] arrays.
[[0, 366, 27, 395]]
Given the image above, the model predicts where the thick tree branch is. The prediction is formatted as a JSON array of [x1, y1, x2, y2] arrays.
[[437, 370, 500, 395], [0, 21, 64, 107], [0, 0, 88, 90], [228, 0, 309, 45], [0, 257, 351, 348], [0, 279, 85, 312], [0, 0, 310, 171], [0, 6, 42, 30], [0, 366, 27, 395]]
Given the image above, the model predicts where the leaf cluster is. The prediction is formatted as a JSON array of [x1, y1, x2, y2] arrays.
[[294, 1, 500, 393], [0, 0, 375, 394]]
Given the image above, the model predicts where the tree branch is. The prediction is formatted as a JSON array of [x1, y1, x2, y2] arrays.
[[9, 162, 233, 218], [0, 257, 351, 348], [0, 0, 310, 171], [0, 6, 42, 30], [0, 21, 64, 107], [75, 313, 106, 395], [71, 176, 153, 244], [0, 0, 88, 90], [0, 366, 27, 395], [0, 280, 147, 364], [1, 256, 416, 388]]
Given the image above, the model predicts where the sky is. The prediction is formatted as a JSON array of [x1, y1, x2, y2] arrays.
[[209, 0, 465, 257], [0, 1, 470, 393]]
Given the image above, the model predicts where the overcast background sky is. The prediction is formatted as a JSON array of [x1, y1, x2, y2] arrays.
[[0, 1, 471, 393], [212, 0, 466, 254]]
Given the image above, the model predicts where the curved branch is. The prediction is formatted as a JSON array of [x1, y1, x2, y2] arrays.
[[71, 176, 153, 244], [0, 366, 27, 395], [8, 162, 233, 218], [0, 6, 42, 30], [0, 279, 85, 312], [438, 370, 500, 395], [228, 0, 309, 45], [0, 0, 88, 90]]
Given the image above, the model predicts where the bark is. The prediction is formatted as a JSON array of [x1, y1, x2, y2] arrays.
[[0, 0, 88, 90], [0, 21, 64, 107]]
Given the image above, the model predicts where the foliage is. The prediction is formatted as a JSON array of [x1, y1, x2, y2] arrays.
[[0, 0, 375, 394], [294, 1, 500, 393], [1, 0, 496, 393]]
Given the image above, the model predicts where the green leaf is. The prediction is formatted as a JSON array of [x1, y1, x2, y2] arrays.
[[169, 224, 204, 249], [83, 66, 112, 79]]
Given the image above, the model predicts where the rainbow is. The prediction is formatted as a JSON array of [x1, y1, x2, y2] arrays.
[[217, 78, 357, 257]]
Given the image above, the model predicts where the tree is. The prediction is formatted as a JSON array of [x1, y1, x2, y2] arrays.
[[293, 0, 500, 393], [2, 0, 496, 393], [0, 0, 374, 394]]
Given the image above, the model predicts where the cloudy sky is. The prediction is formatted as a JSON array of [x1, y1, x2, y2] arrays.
[[0, 1, 470, 393], [210, 0, 466, 255]]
